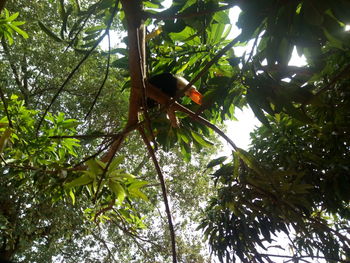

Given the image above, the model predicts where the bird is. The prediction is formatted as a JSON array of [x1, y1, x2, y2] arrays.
[[146, 73, 203, 127], [147, 72, 203, 107]]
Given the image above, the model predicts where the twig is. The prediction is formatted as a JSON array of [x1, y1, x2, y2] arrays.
[[173, 102, 238, 151], [0, 86, 12, 128], [91, 230, 118, 263], [93, 134, 125, 203], [139, 127, 177, 263], [49, 134, 118, 139], [36, 3, 119, 134], [94, 199, 115, 223], [85, 30, 111, 119]]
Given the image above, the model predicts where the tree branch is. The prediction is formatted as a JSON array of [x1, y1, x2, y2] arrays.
[[36, 3, 119, 133], [139, 127, 177, 263], [85, 31, 111, 119]]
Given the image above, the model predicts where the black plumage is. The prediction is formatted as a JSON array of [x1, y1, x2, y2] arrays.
[[146, 72, 202, 108]]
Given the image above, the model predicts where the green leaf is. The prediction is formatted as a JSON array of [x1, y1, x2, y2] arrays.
[[86, 159, 103, 174], [0, 128, 12, 154], [108, 155, 124, 172], [65, 174, 93, 188], [213, 11, 230, 24], [233, 152, 239, 179], [38, 21, 63, 42], [108, 181, 126, 204], [6, 12, 19, 22], [85, 25, 106, 34], [69, 189, 76, 205], [206, 156, 228, 169], [191, 131, 213, 147], [8, 24, 29, 39], [129, 188, 149, 202], [128, 180, 148, 190], [249, 102, 270, 127], [236, 148, 266, 176]]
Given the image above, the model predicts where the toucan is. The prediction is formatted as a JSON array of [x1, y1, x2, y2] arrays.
[[147, 73, 203, 107], [146, 73, 203, 127]]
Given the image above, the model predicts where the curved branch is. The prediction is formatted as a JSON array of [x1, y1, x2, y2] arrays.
[[139, 127, 177, 263], [36, 3, 119, 133], [85, 31, 111, 119]]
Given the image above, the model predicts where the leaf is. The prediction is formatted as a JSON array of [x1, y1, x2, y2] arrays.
[[6, 12, 19, 22], [191, 131, 213, 147], [38, 21, 63, 42], [108, 155, 124, 172], [85, 25, 106, 34], [65, 174, 93, 188], [213, 11, 231, 24], [108, 181, 126, 204], [236, 148, 266, 176], [0, 128, 12, 154], [86, 159, 103, 174], [206, 156, 228, 169], [128, 180, 148, 190], [69, 189, 76, 205], [249, 102, 270, 127], [129, 188, 149, 202]]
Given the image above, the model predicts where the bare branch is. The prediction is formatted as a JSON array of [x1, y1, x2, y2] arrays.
[[36, 3, 119, 133], [139, 127, 177, 263], [85, 31, 111, 119]]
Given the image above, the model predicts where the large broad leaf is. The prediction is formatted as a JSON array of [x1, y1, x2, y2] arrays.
[[108, 181, 126, 204], [236, 148, 266, 176], [38, 21, 63, 42], [206, 156, 228, 169], [191, 131, 213, 147], [65, 173, 94, 188]]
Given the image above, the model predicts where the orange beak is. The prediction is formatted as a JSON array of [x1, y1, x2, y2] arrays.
[[187, 88, 203, 105]]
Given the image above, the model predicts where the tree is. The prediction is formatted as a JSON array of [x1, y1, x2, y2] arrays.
[[0, 0, 350, 262]]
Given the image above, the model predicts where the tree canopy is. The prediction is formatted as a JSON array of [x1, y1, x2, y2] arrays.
[[0, 0, 349, 262]]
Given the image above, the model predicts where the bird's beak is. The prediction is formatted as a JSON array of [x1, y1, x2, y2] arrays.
[[186, 88, 203, 105]]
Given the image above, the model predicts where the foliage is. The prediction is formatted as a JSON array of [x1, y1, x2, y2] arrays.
[[0, 8, 28, 45], [198, 1, 350, 261], [1, 0, 350, 262]]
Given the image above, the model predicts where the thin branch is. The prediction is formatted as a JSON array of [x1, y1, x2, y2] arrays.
[[49, 133, 117, 139], [0, 86, 12, 128], [137, 26, 157, 149], [91, 230, 118, 263], [93, 134, 125, 203], [85, 30, 111, 119], [94, 199, 115, 223], [36, 3, 119, 133], [173, 102, 238, 151], [139, 127, 177, 263]]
